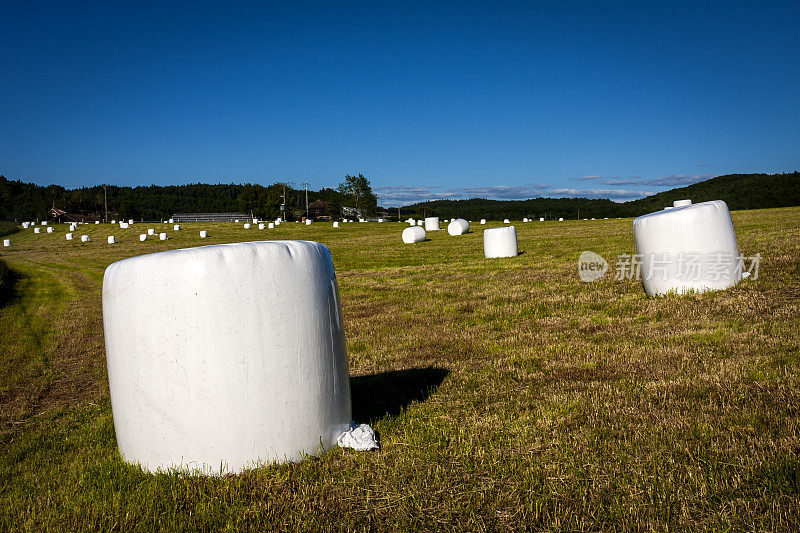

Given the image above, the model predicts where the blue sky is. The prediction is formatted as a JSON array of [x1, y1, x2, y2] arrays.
[[1, 1, 798, 205]]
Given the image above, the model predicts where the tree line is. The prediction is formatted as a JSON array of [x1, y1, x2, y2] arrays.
[[1, 172, 797, 222], [0, 174, 378, 222]]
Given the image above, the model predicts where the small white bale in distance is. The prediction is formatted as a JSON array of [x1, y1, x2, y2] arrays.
[[633, 200, 741, 296], [305, 219, 312, 225], [539, 217, 545, 222], [484, 226, 518, 259], [558, 217, 564, 221], [81, 235, 90, 242], [480, 219, 486, 225], [503, 219, 510, 224], [268, 223, 274, 229], [253, 218, 258, 224], [169, 218, 174, 224], [47, 227, 54, 233], [235, 219, 240, 223], [523, 218, 529, 222], [148, 229, 155, 235], [42, 221, 48, 226], [95, 221, 100, 224], [200, 231, 207, 238], [66, 233, 74, 240], [402, 226, 426, 243], [333, 222, 339, 228], [243, 223, 251, 229], [139, 234, 147, 241], [159, 233, 168, 241], [111, 220, 116, 224], [128, 219, 134, 224], [173, 225, 181, 231], [22, 222, 30, 228], [34, 227, 41, 233], [102, 241, 352, 474], [108, 236, 116, 244], [673, 199, 692, 208], [424, 217, 440, 231], [447, 219, 470, 236], [416, 220, 424, 226], [3, 239, 10, 247], [258, 223, 265, 230]]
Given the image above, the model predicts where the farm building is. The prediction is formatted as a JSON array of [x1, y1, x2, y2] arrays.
[[49, 208, 98, 223], [170, 213, 249, 223]]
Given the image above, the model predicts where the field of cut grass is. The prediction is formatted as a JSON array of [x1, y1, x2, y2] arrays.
[[1, 209, 799, 531]]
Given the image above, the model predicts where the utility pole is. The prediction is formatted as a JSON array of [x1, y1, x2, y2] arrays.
[[104, 184, 108, 223], [304, 180, 309, 220], [280, 183, 286, 222]]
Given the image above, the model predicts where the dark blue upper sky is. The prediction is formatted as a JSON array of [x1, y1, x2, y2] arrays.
[[2, 1, 798, 204]]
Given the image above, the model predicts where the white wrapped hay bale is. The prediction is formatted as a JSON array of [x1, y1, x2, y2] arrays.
[[81, 235, 90, 242], [95, 221, 100, 224], [47, 227, 54, 233], [244, 223, 251, 229], [416, 220, 423, 226], [3, 239, 10, 247], [258, 223, 265, 230], [108, 236, 116, 244], [447, 218, 469, 236], [169, 218, 174, 224], [253, 218, 258, 224], [200, 231, 207, 238], [539, 217, 545, 222], [42, 221, 48, 226], [633, 200, 741, 296], [484, 226, 518, 258], [102, 241, 352, 474], [673, 199, 692, 208], [402, 226, 426, 243], [128, 219, 134, 224], [333, 222, 339, 228], [66, 233, 73, 241], [305, 219, 312, 225], [148, 229, 155, 235], [139, 234, 147, 242], [523, 218, 528, 222], [159, 233, 168, 241], [424, 217, 440, 231], [173, 225, 181, 231], [268, 223, 274, 229], [480, 219, 486, 225], [22, 222, 30, 229], [503, 219, 510, 224], [34, 227, 41, 234], [558, 217, 564, 221]]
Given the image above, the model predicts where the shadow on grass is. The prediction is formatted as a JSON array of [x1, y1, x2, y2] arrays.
[[351, 366, 449, 423], [0, 260, 22, 308]]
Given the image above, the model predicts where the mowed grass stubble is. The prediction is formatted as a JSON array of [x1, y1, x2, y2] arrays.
[[1, 209, 798, 530]]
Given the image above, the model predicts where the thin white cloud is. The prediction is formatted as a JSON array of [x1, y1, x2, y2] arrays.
[[374, 184, 651, 205], [577, 173, 712, 187]]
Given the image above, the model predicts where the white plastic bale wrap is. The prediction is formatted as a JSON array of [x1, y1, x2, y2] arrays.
[[424, 217, 440, 231], [673, 199, 692, 208], [200, 230, 207, 238], [539, 217, 545, 222], [402, 226, 426, 243], [81, 235, 90, 242], [174, 225, 181, 231], [503, 219, 510, 224], [258, 224, 265, 230], [140, 234, 147, 242], [34, 228, 41, 233], [558, 218, 564, 221], [3, 239, 10, 247], [95, 221, 100, 224], [159, 233, 168, 241], [333, 222, 339, 228], [523, 218, 528, 222], [244, 223, 251, 229], [447, 219, 469, 236], [169, 218, 174, 223], [108, 236, 115, 244], [483, 226, 518, 258], [148, 229, 155, 235], [47, 227, 54, 233], [305, 219, 312, 225], [633, 200, 741, 296], [66, 233, 73, 241], [129, 219, 134, 224], [268, 223, 274, 229], [102, 241, 352, 474], [480, 219, 486, 225]]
